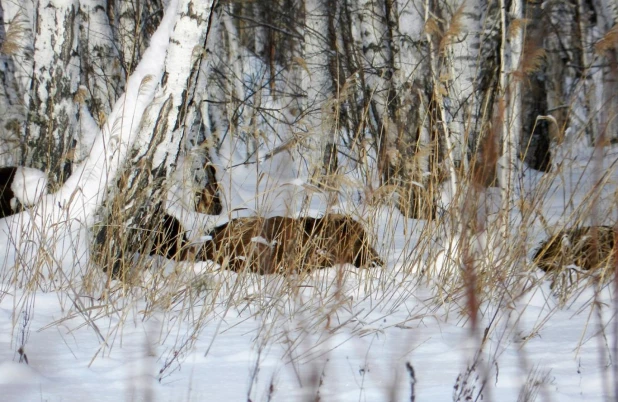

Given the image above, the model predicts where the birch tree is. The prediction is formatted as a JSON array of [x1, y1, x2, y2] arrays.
[[0, 0, 610, 279], [387, 0, 432, 218], [0, 2, 25, 165], [77, 0, 124, 127], [304, 0, 335, 180], [0, 0, 181, 283], [94, 0, 216, 273], [498, 0, 523, 229], [353, 0, 396, 183], [23, 0, 81, 186], [107, 0, 164, 76], [444, 0, 483, 172], [593, 0, 618, 141]]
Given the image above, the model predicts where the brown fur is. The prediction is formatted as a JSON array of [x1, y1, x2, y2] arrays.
[[195, 164, 222, 215], [198, 214, 384, 274], [95, 206, 191, 278], [533, 226, 616, 272]]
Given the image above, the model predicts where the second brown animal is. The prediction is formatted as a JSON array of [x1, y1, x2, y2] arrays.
[[197, 214, 384, 274], [533, 226, 615, 272]]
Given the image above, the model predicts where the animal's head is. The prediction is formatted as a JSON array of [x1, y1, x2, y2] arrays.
[[320, 214, 384, 268]]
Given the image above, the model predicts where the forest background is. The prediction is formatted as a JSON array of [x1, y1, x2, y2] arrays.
[[0, 0, 617, 400]]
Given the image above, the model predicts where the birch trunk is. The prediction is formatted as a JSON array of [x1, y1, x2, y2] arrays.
[[24, 0, 81, 185], [594, 0, 618, 141], [355, 0, 397, 185], [387, 0, 433, 218], [499, 0, 523, 228], [576, 0, 599, 144], [0, 3, 25, 165], [107, 0, 164, 76], [94, 0, 215, 269], [304, 0, 336, 182], [77, 0, 123, 125], [0, 0, 180, 282], [445, 0, 483, 171]]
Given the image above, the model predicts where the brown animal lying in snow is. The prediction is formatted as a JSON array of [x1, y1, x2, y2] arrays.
[[97, 211, 383, 276], [196, 214, 384, 274], [94, 205, 191, 277], [533, 226, 615, 272]]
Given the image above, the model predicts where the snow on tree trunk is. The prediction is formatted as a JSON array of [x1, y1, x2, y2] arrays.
[[94, 0, 215, 270], [145, 0, 214, 172], [24, 0, 81, 186], [0, 0, 180, 283]]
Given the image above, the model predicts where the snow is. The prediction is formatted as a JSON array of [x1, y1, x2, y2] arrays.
[[0, 265, 613, 401], [0, 0, 179, 283], [9, 167, 47, 207], [2, 144, 618, 400], [1, 3, 618, 402]]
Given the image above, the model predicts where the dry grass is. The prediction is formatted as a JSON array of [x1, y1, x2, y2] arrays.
[[2, 2, 617, 400], [1, 13, 28, 56], [4, 101, 616, 401]]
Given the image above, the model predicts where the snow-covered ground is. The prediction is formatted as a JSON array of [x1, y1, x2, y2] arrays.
[[0, 143, 617, 401], [0, 3, 616, 401]]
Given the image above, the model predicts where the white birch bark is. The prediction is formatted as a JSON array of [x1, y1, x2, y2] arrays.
[[108, 0, 162, 74], [499, 0, 523, 226], [0, 1, 35, 93], [303, 0, 332, 173], [382, 0, 432, 217], [0, 2, 26, 165], [354, 0, 394, 152], [425, 0, 458, 199], [598, 0, 618, 141], [576, 0, 599, 144], [222, 7, 245, 105], [138, 0, 214, 172], [24, 0, 81, 184], [0, 0, 180, 281], [445, 0, 483, 171], [77, 0, 123, 122], [593, 0, 618, 31], [347, 0, 404, 191]]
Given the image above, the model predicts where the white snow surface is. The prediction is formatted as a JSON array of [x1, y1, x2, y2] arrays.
[[1, 146, 618, 401], [1, 4, 618, 402], [9, 167, 47, 207]]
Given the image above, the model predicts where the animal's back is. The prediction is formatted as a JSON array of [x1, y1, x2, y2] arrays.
[[534, 226, 615, 272], [199, 214, 383, 273]]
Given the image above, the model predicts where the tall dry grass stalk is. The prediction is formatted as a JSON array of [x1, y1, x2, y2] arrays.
[[6, 3, 618, 399]]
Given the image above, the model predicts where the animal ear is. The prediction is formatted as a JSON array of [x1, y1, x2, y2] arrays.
[[196, 163, 222, 215]]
